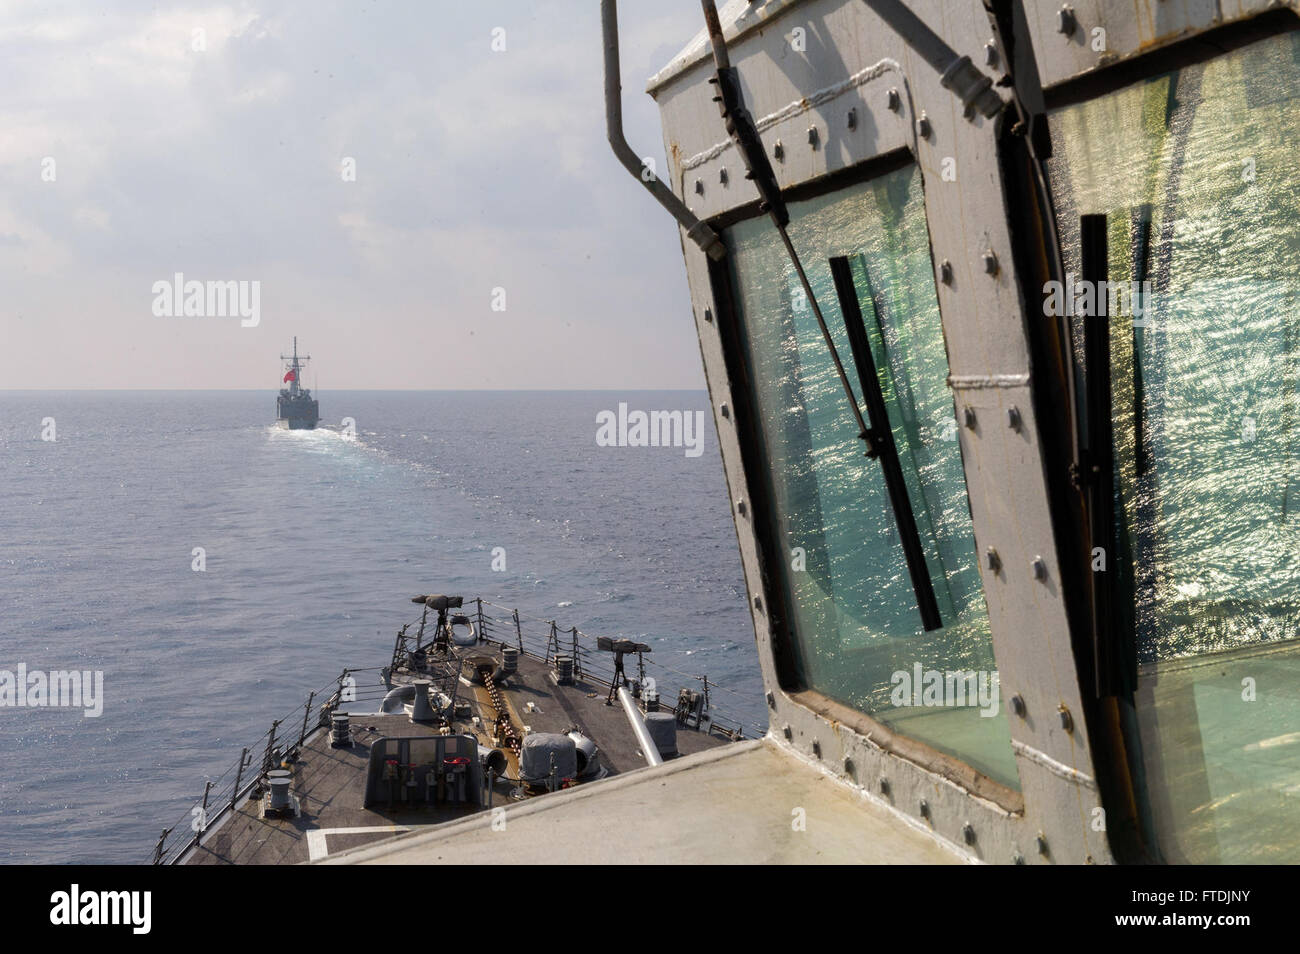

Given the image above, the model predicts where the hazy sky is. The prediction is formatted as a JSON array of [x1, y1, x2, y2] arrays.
[[0, 1, 713, 389]]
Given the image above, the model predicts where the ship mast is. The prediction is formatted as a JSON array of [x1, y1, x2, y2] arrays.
[[280, 336, 310, 396]]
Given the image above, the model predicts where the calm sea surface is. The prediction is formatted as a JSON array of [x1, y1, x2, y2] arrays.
[[0, 390, 761, 863]]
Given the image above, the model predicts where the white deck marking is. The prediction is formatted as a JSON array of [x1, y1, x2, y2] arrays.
[[306, 825, 411, 861]]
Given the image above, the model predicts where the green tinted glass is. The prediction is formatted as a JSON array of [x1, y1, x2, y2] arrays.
[[1048, 31, 1300, 863], [725, 168, 1018, 790]]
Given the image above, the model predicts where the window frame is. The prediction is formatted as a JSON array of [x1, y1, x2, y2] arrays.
[[703, 158, 1025, 812], [1039, 14, 1300, 864]]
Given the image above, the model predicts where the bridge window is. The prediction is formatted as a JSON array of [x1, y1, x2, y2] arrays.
[[724, 166, 1018, 790], [1048, 28, 1300, 862]]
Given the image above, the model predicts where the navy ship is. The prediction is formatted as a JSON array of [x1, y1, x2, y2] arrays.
[[276, 337, 319, 430]]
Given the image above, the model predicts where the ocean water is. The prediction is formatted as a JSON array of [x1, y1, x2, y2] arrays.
[[0, 390, 761, 863]]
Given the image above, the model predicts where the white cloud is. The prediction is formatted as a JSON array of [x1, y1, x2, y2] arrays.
[[0, 0, 711, 389]]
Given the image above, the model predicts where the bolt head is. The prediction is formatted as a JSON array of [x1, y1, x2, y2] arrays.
[[773, 139, 784, 161], [782, 723, 792, 740], [736, 499, 747, 517], [719, 167, 728, 184], [811, 738, 821, 757], [1058, 705, 1074, 732], [1010, 693, 1025, 717], [887, 87, 901, 111], [753, 595, 763, 611], [694, 179, 704, 195], [963, 822, 976, 844], [846, 107, 857, 130], [939, 260, 954, 285], [1007, 406, 1022, 431], [766, 691, 775, 709], [917, 112, 932, 138], [919, 799, 930, 818], [983, 249, 999, 275], [720, 402, 730, 419], [1037, 832, 1050, 856], [1058, 6, 1077, 36], [1032, 557, 1047, 581], [984, 41, 999, 67], [986, 547, 1001, 572], [807, 125, 819, 148], [963, 406, 977, 430]]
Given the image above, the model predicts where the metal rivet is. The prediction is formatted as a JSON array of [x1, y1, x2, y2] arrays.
[[1010, 693, 1026, 718], [1058, 705, 1074, 733], [807, 125, 819, 148], [736, 499, 747, 517], [719, 402, 730, 419], [753, 595, 763, 611], [1007, 406, 1022, 431], [919, 799, 930, 819], [962, 406, 977, 430], [1032, 557, 1047, 581], [879, 778, 891, 796], [703, 308, 713, 323], [782, 723, 792, 740], [939, 260, 953, 285], [766, 692, 775, 709], [916, 112, 932, 139], [773, 139, 784, 161], [843, 755, 854, 775], [983, 249, 999, 275], [986, 547, 1001, 572], [984, 41, 999, 67], [811, 738, 821, 758], [719, 167, 728, 184], [963, 822, 976, 845], [695, 179, 704, 195], [887, 87, 901, 111], [846, 107, 857, 130], [1037, 832, 1050, 856], [1058, 5, 1077, 36]]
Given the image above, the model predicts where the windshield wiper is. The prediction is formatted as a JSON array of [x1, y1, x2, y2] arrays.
[[699, 0, 871, 450], [699, 0, 941, 632], [829, 256, 943, 632]]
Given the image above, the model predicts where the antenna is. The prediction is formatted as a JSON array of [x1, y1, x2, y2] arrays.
[[279, 337, 311, 396]]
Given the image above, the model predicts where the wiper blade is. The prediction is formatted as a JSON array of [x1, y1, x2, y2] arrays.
[[699, 1, 940, 632], [700, 0, 870, 450], [830, 256, 943, 632]]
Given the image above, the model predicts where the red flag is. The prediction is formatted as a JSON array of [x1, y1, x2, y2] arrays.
[[283, 370, 296, 383]]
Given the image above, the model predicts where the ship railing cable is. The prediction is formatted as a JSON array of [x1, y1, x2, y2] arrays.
[[474, 599, 763, 738], [150, 671, 356, 865], [394, 600, 759, 738]]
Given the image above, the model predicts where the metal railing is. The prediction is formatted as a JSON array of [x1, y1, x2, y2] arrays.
[[469, 598, 762, 739]]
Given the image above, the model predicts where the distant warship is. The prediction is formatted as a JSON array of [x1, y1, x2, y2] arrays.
[[276, 337, 318, 430]]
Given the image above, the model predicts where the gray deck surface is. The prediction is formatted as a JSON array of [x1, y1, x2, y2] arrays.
[[180, 651, 731, 864], [320, 740, 964, 865]]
